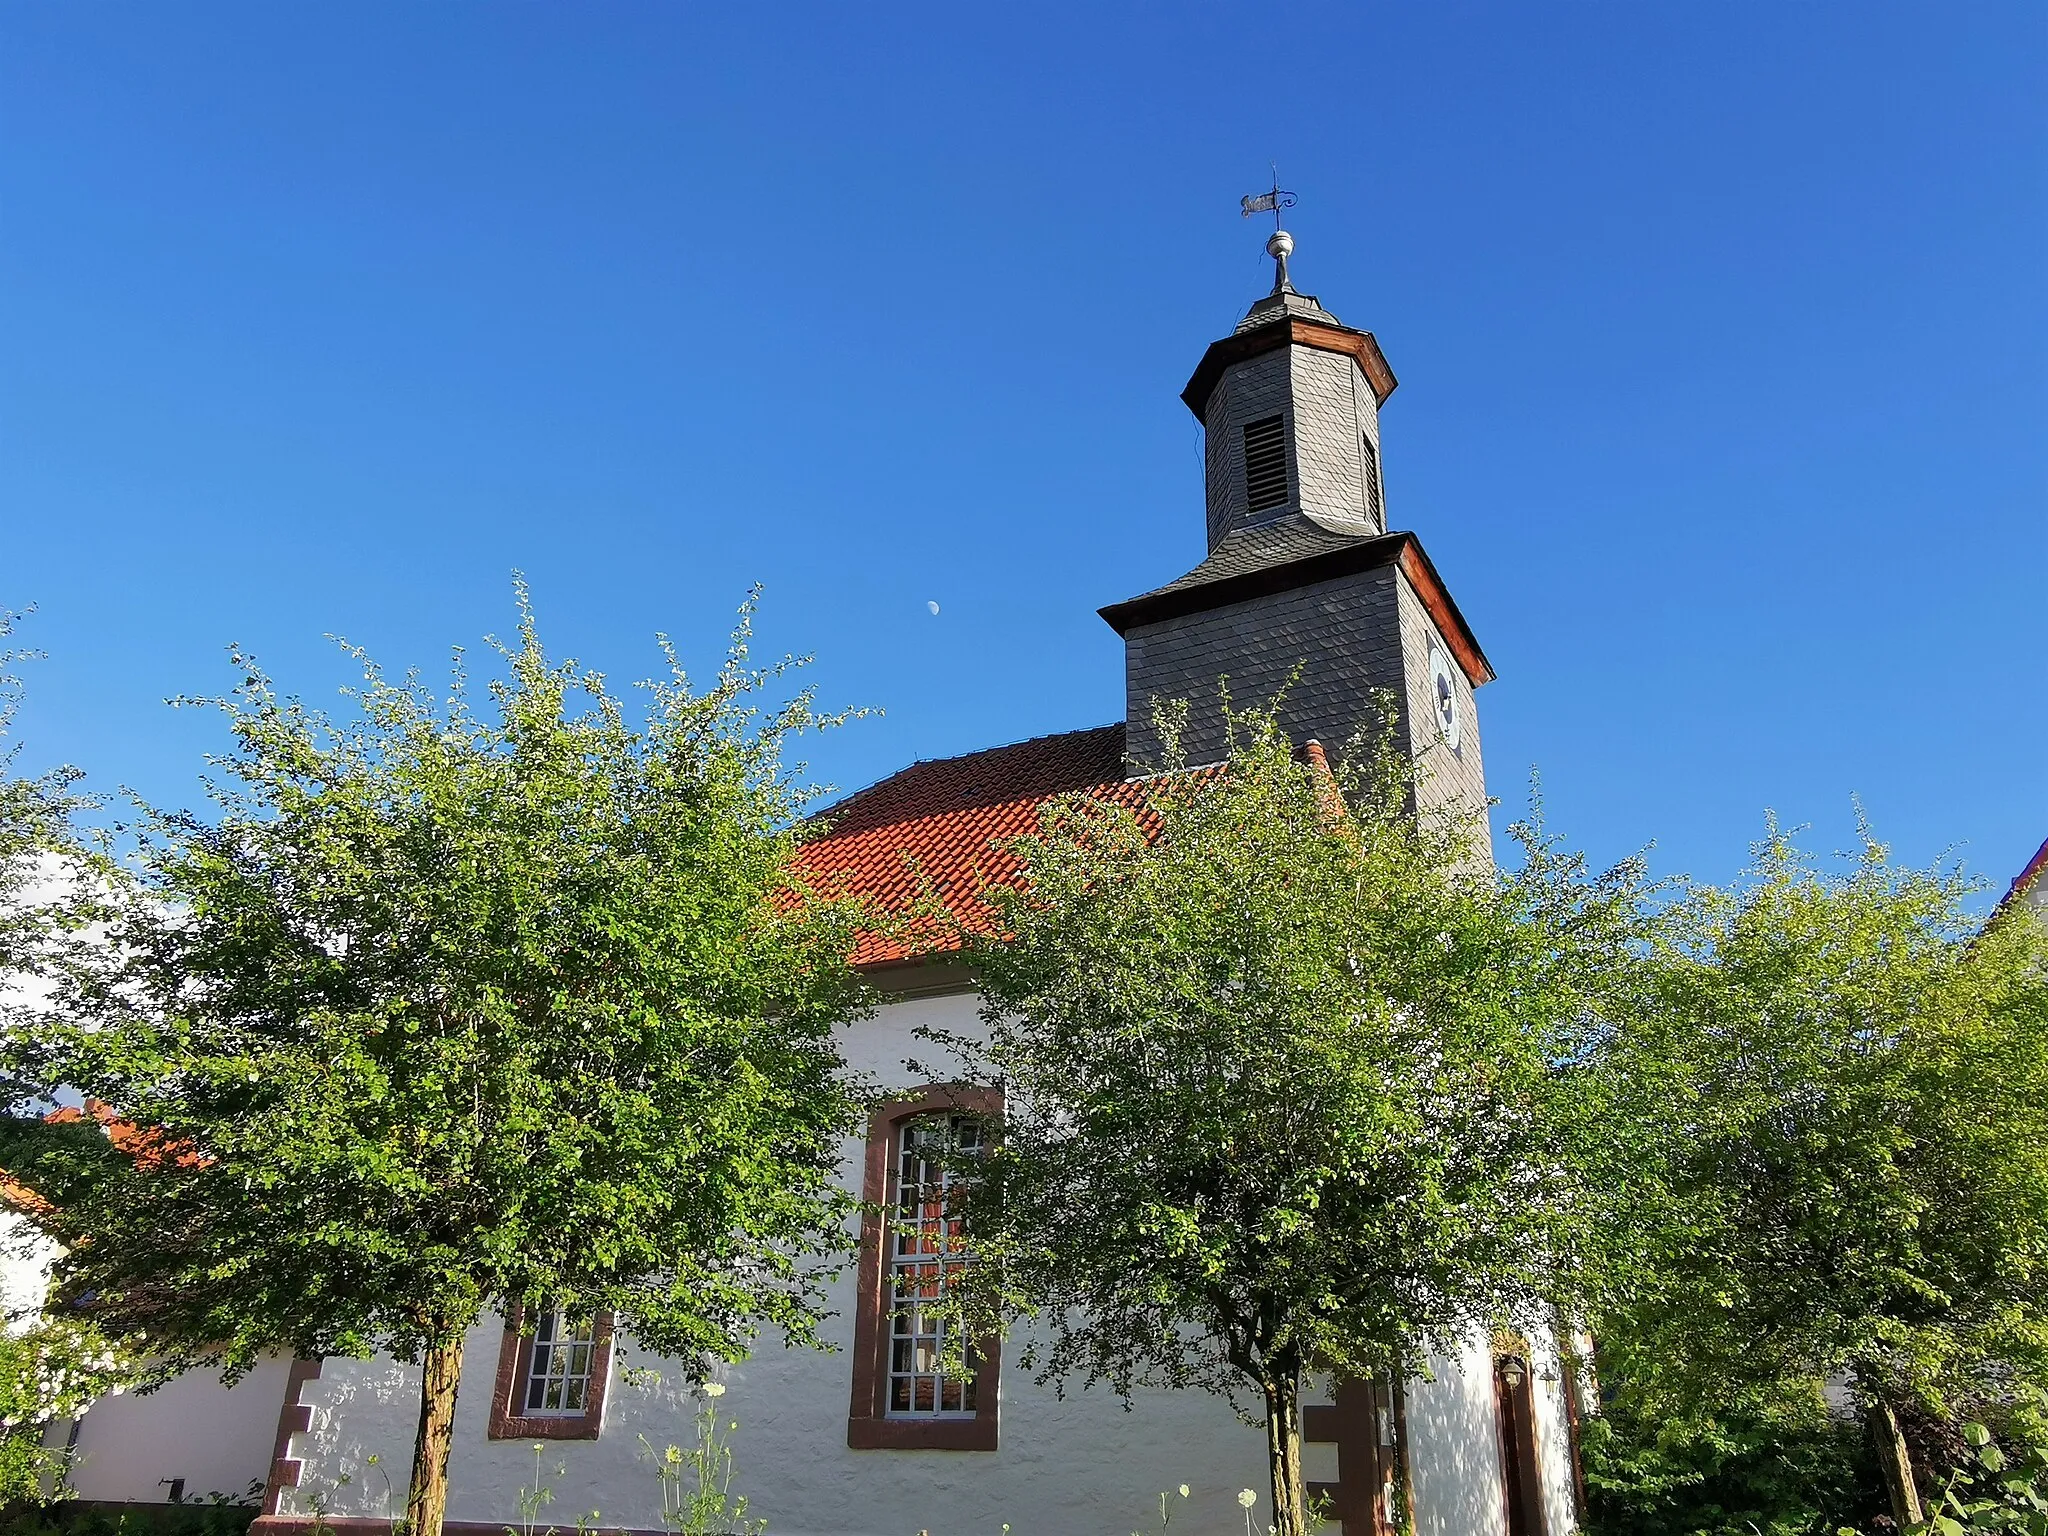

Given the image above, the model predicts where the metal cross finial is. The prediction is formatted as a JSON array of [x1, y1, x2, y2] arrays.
[[1240, 167, 1299, 294]]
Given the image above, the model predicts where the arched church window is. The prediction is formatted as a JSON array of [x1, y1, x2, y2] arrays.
[[847, 1084, 1004, 1450], [886, 1114, 984, 1418]]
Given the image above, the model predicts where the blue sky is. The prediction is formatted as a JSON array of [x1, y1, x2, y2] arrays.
[[3, 3, 2043, 902]]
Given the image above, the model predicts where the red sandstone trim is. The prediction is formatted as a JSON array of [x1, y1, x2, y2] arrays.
[[488, 1305, 616, 1440], [1560, 1348, 1591, 1521], [1491, 1350, 1547, 1536], [1395, 541, 1494, 689], [846, 1083, 1004, 1452], [1305, 1378, 1400, 1536], [260, 1357, 324, 1516]]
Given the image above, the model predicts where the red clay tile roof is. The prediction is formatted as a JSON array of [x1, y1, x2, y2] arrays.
[[1996, 836, 2048, 918], [795, 724, 1152, 968], [0, 1101, 209, 1218]]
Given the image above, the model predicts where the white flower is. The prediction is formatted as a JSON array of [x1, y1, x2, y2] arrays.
[[1179, 1486, 1191, 1499], [702, 1382, 727, 1398], [1237, 1490, 1258, 1509]]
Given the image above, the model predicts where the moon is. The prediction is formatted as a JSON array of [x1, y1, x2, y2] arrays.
[[926, 600, 941, 616]]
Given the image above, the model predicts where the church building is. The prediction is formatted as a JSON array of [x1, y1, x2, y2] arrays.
[[45, 227, 1589, 1536]]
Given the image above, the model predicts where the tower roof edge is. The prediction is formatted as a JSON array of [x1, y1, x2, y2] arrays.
[[1180, 315, 1398, 421], [1098, 527, 1493, 689]]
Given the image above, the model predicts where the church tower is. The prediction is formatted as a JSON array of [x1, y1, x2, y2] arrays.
[[1100, 225, 1495, 830]]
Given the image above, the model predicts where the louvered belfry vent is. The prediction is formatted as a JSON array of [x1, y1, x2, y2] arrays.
[[1361, 433, 1383, 526], [1242, 414, 1290, 514]]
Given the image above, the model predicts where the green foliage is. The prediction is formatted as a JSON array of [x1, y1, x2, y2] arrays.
[[0, 588, 870, 1515], [505, 1443, 597, 1536], [0, 1492, 258, 1536], [0, 607, 103, 1011], [1596, 824, 2048, 1447], [1893, 1389, 2048, 1536], [937, 706, 1650, 1530], [0, 1316, 135, 1506], [639, 1384, 765, 1536], [1579, 1338, 1884, 1536]]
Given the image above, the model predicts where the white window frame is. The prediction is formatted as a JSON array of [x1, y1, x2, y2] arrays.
[[886, 1114, 983, 1419], [522, 1308, 600, 1417]]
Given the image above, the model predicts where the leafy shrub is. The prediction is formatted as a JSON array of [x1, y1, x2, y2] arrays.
[[1581, 1379, 1887, 1536], [0, 1318, 133, 1507], [1891, 1390, 2048, 1535], [0, 1495, 258, 1536]]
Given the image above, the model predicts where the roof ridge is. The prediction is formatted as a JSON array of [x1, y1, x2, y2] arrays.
[[814, 722, 1125, 823], [896, 721, 1122, 772]]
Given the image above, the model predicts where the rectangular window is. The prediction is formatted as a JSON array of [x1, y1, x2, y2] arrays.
[[1243, 414, 1290, 513], [888, 1116, 983, 1417], [848, 1085, 1003, 1451], [1361, 432, 1383, 527], [488, 1307, 613, 1441], [523, 1310, 598, 1416]]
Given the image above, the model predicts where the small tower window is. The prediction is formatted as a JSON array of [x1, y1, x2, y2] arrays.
[[1242, 415, 1290, 514], [1361, 432, 1384, 527]]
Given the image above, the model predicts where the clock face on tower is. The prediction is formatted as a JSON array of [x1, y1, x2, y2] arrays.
[[1428, 642, 1463, 754]]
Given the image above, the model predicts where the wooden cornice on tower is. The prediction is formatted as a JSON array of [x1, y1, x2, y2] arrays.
[[1181, 314, 1400, 419]]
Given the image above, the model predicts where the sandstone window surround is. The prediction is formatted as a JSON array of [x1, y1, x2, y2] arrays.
[[846, 1083, 1003, 1451], [488, 1305, 615, 1441]]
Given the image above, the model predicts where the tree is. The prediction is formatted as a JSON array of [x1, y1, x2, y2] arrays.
[[1600, 826, 2048, 1532], [0, 590, 872, 1536], [0, 608, 138, 1505], [935, 710, 1649, 1536], [1577, 1326, 1886, 1535], [0, 607, 101, 999]]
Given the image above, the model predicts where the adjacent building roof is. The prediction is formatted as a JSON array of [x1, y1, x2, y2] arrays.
[[1997, 836, 2048, 918], [795, 724, 1147, 968]]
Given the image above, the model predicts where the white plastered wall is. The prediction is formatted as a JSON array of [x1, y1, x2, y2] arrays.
[[1405, 1328, 1581, 1536], [61, 1355, 291, 1502], [281, 987, 1573, 1535], [0, 1212, 56, 1334]]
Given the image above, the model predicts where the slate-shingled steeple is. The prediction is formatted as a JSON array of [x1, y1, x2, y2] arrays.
[[1102, 225, 1495, 845]]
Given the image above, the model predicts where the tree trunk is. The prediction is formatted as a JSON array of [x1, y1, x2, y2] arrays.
[[1262, 1368, 1310, 1536], [405, 1333, 466, 1536], [1863, 1388, 1923, 1532]]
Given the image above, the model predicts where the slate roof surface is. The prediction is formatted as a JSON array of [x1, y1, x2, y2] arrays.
[[1119, 519, 1395, 605], [1235, 288, 1345, 333], [795, 724, 1148, 968]]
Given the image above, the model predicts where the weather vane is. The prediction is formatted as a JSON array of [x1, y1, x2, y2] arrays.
[[1241, 166, 1299, 294], [1240, 166, 1297, 230]]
